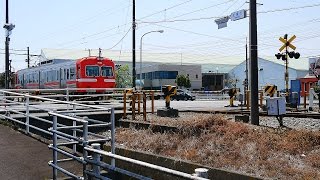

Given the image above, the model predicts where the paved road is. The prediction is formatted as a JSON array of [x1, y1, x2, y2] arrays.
[[0, 124, 53, 180]]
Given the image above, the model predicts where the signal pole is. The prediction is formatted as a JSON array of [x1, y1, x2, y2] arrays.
[[249, 0, 259, 125], [275, 34, 299, 103], [285, 35, 289, 102], [132, 0, 136, 88], [244, 37, 248, 105]]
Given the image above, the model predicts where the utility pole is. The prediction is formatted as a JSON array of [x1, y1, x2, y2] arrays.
[[249, 0, 259, 125], [132, 0, 136, 88], [27, 47, 30, 68], [244, 37, 248, 105], [4, 0, 15, 89], [5, 0, 9, 89]]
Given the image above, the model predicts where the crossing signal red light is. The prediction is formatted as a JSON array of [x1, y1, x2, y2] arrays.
[[275, 53, 282, 59], [294, 52, 300, 59], [288, 51, 294, 58], [288, 51, 300, 59]]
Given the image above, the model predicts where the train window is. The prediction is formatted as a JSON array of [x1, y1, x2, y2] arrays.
[[70, 68, 75, 79], [86, 66, 99, 77], [101, 66, 113, 77]]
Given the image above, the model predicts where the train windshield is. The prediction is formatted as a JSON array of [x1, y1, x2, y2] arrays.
[[86, 66, 100, 77], [101, 66, 113, 77]]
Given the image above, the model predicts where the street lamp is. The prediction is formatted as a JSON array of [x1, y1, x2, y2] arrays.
[[139, 30, 164, 89]]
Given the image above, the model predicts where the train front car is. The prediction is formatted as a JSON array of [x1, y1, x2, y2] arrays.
[[76, 57, 116, 92]]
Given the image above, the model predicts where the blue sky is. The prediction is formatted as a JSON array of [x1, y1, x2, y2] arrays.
[[1, 0, 320, 71]]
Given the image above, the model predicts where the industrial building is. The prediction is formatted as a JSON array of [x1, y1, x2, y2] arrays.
[[229, 58, 309, 93]]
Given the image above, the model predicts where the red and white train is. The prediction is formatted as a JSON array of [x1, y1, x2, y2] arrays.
[[14, 56, 116, 92]]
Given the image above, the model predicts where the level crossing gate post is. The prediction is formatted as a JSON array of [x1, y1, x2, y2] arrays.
[[143, 92, 147, 121], [137, 93, 141, 115], [25, 95, 30, 134], [151, 91, 154, 114], [132, 92, 136, 120], [110, 108, 115, 167], [91, 143, 101, 180], [52, 110, 58, 180], [72, 103, 77, 153], [82, 117, 89, 180]]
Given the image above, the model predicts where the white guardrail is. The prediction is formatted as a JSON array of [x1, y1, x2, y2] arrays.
[[0, 89, 209, 180]]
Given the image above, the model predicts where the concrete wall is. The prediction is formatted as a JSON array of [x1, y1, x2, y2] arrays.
[[103, 146, 261, 180]]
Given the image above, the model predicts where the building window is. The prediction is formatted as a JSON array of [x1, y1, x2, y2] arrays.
[[196, 74, 198, 79]]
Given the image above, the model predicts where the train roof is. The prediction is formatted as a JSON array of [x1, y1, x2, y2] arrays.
[[17, 56, 113, 74], [17, 60, 76, 74]]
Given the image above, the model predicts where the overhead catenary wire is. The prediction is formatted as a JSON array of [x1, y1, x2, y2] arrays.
[[107, 27, 132, 50], [258, 3, 320, 14], [139, 0, 193, 20]]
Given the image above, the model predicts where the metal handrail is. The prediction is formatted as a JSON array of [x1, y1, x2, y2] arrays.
[[0, 90, 111, 110]]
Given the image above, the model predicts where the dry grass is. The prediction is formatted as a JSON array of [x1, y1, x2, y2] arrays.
[[117, 114, 320, 179]]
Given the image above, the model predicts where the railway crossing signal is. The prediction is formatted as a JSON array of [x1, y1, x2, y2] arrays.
[[162, 85, 177, 109], [275, 34, 300, 103], [227, 88, 238, 107]]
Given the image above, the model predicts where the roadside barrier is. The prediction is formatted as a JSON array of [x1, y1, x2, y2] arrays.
[[123, 89, 155, 121]]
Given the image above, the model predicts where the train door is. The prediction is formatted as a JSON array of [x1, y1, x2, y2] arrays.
[[22, 74, 25, 88]]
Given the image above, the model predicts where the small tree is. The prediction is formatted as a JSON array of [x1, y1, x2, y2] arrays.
[[176, 74, 191, 89], [115, 64, 132, 88]]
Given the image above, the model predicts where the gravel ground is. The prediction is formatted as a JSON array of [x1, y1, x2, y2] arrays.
[[223, 114, 320, 131], [127, 112, 320, 131]]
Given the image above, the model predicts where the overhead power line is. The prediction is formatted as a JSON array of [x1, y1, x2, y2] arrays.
[[140, 3, 320, 24], [107, 27, 132, 50], [139, 0, 193, 20], [139, 16, 221, 24], [258, 3, 320, 14]]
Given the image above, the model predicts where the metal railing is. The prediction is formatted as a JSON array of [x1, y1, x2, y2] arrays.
[[48, 110, 114, 180], [0, 89, 209, 179]]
